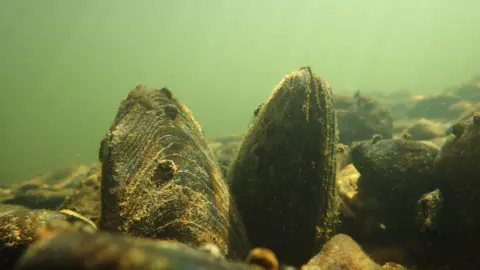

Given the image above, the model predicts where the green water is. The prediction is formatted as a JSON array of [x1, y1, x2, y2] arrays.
[[1, 0, 479, 183]]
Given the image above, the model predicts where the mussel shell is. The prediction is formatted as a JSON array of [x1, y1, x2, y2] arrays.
[[228, 67, 338, 266], [98, 86, 249, 258]]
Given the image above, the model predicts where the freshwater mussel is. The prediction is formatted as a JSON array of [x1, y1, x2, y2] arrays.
[[0, 67, 423, 269]]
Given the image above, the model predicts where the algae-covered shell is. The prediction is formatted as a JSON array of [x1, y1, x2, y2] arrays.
[[98, 85, 249, 258], [16, 231, 257, 270], [0, 204, 96, 269], [228, 67, 338, 266]]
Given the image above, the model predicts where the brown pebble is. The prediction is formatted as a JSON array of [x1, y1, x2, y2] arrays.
[[302, 234, 383, 270], [382, 262, 406, 269], [246, 248, 279, 270]]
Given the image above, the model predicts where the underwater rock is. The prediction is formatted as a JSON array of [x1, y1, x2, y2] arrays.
[[21, 164, 97, 188], [331, 164, 400, 265], [367, 245, 410, 269], [0, 204, 96, 269], [228, 67, 338, 266], [337, 91, 394, 145], [407, 93, 463, 120], [336, 164, 360, 215], [0, 164, 97, 210], [301, 234, 402, 270], [351, 136, 439, 234], [382, 90, 416, 119], [98, 85, 250, 258], [433, 112, 480, 252], [335, 164, 416, 268], [16, 231, 257, 270], [333, 91, 355, 110], [449, 100, 473, 118], [442, 102, 480, 135], [208, 134, 244, 179], [59, 163, 102, 223], [334, 164, 363, 239], [423, 136, 449, 149], [0, 187, 71, 210], [17, 164, 94, 188], [209, 134, 245, 145], [455, 101, 480, 123], [402, 118, 445, 141], [392, 118, 415, 134], [448, 75, 480, 101], [352, 136, 439, 202]]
